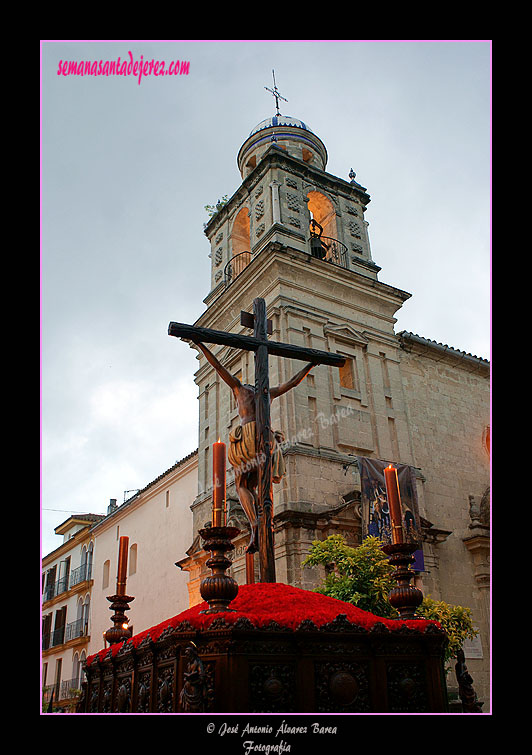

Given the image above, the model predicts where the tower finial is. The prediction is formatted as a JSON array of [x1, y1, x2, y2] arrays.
[[264, 69, 288, 116]]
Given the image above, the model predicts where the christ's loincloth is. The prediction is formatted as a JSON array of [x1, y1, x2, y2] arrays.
[[228, 421, 286, 483]]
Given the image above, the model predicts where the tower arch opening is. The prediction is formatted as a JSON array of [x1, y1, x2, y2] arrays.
[[229, 206, 251, 278], [307, 190, 337, 240]]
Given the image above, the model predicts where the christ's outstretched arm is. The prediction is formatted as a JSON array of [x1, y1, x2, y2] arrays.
[[193, 342, 242, 392], [270, 362, 315, 400]]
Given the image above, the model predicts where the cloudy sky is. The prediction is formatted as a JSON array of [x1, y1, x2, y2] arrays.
[[41, 40, 491, 556]]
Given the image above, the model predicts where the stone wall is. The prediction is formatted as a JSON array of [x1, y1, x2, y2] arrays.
[[398, 337, 490, 707]]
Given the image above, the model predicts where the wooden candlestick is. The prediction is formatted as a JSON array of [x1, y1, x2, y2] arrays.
[[199, 526, 240, 614], [381, 541, 423, 620], [104, 593, 135, 645], [104, 536, 133, 644]]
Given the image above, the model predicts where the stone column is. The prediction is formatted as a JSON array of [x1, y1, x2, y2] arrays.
[[270, 181, 281, 225]]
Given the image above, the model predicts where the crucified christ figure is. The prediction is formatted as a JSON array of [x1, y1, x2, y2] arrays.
[[194, 342, 315, 553]]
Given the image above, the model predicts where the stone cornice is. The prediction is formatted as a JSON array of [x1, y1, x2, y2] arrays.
[[398, 332, 489, 374], [201, 243, 411, 329]]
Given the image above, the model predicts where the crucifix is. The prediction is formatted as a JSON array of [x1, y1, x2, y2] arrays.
[[168, 298, 345, 583], [264, 69, 288, 116]]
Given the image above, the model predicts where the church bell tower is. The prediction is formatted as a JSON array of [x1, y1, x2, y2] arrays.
[[179, 91, 415, 604]]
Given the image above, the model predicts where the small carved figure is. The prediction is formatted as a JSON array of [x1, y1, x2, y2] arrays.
[[179, 644, 208, 712], [468, 488, 490, 529], [455, 648, 483, 713]]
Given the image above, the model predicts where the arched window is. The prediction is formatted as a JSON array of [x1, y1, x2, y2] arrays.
[[102, 559, 110, 590], [229, 206, 251, 278], [129, 543, 138, 576], [87, 542, 94, 579], [72, 652, 81, 688], [82, 595, 90, 635], [307, 190, 337, 240]]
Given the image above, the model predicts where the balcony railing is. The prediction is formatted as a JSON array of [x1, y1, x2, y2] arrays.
[[43, 563, 92, 603], [43, 618, 89, 650], [65, 617, 89, 642], [223, 251, 251, 288], [70, 562, 92, 587], [43, 676, 85, 704], [309, 234, 348, 269], [221, 233, 350, 293]]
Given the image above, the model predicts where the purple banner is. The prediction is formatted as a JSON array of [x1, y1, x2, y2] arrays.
[[357, 456, 424, 571]]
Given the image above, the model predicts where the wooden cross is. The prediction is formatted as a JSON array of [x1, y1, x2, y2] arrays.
[[168, 298, 345, 582]]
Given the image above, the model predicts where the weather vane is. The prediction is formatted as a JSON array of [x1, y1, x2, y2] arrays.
[[264, 69, 287, 116]]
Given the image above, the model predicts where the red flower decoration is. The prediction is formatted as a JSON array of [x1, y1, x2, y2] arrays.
[[86, 582, 439, 666]]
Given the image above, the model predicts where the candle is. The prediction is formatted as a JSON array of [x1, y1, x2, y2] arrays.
[[212, 439, 226, 527], [384, 465, 404, 544], [116, 536, 129, 595]]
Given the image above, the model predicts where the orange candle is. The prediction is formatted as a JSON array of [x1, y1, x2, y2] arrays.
[[116, 536, 129, 595], [212, 439, 226, 527], [384, 465, 404, 544]]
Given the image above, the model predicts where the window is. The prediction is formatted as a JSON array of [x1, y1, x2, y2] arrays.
[[54, 658, 62, 698], [53, 606, 67, 646], [245, 155, 256, 174], [307, 190, 337, 241], [230, 207, 251, 277], [102, 559, 110, 590], [42, 613, 52, 650], [129, 544, 138, 576], [44, 565, 57, 601], [339, 357, 357, 391]]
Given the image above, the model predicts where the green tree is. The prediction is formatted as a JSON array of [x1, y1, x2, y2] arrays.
[[302, 534, 477, 662]]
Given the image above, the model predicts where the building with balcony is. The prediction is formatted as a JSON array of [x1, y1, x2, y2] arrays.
[[42, 513, 103, 711]]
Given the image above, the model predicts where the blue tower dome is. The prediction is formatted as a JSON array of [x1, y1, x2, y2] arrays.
[[249, 115, 314, 137], [238, 114, 327, 178]]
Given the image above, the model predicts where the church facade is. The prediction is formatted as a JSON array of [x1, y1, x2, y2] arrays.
[[176, 114, 490, 706]]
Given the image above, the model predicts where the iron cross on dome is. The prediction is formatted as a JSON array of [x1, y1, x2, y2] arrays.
[[264, 69, 288, 116]]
